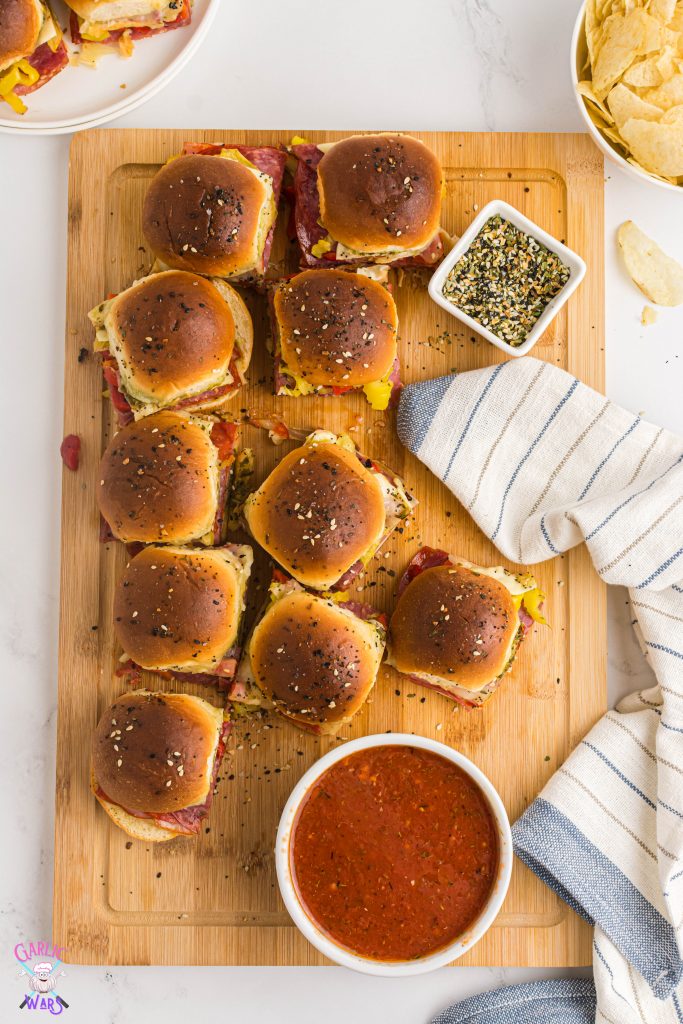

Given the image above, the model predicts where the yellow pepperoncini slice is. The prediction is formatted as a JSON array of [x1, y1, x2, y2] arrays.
[[219, 148, 257, 170], [80, 23, 111, 41], [513, 588, 547, 625], [0, 61, 40, 114], [311, 236, 334, 258], [363, 376, 393, 411]]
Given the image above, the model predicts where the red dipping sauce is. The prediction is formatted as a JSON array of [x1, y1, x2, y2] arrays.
[[290, 744, 499, 961]]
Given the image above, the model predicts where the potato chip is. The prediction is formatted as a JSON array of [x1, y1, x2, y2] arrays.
[[608, 82, 663, 125], [593, 10, 664, 98], [578, 80, 617, 122], [585, 0, 600, 68], [650, 0, 677, 24], [661, 103, 683, 122], [622, 54, 665, 86], [626, 156, 679, 182], [621, 115, 683, 174], [641, 305, 658, 324], [618, 221, 683, 306], [642, 72, 683, 107], [669, 8, 683, 33], [656, 45, 679, 80]]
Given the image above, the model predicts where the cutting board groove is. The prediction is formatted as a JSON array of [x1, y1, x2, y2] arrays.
[[54, 129, 605, 966]]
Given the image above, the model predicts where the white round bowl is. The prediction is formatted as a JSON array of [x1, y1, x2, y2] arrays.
[[275, 733, 513, 976], [570, 1, 681, 194]]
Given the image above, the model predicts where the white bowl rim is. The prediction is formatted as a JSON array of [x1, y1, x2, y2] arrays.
[[275, 732, 513, 976], [569, 0, 681, 194], [427, 198, 586, 357]]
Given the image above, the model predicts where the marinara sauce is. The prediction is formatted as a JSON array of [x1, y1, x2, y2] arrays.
[[290, 745, 499, 961]]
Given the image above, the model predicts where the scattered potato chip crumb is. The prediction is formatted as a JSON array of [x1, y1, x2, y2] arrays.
[[641, 305, 658, 325]]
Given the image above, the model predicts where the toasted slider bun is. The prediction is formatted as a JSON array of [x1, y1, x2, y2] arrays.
[[243, 441, 386, 590], [91, 690, 224, 841], [273, 269, 398, 388], [248, 589, 384, 733], [66, 0, 181, 30], [143, 154, 273, 279], [317, 134, 443, 255], [114, 545, 252, 674], [98, 411, 223, 545], [0, 0, 42, 71], [389, 564, 519, 692], [102, 270, 241, 411]]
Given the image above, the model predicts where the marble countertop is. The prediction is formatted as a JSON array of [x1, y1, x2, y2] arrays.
[[1, 0, 679, 1020]]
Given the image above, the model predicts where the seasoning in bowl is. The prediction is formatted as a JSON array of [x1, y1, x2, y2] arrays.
[[441, 214, 571, 347], [290, 744, 499, 962]]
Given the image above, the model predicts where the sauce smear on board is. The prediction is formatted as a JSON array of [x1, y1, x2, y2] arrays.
[[290, 745, 499, 961]]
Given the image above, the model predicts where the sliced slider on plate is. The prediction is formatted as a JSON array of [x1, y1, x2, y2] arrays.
[[0, 0, 68, 114], [66, 0, 193, 61]]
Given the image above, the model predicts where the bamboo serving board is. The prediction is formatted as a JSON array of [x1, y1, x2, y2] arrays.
[[54, 129, 606, 967]]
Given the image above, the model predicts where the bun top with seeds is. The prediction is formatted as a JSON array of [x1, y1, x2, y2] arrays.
[[113, 544, 253, 674], [272, 268, 398, 389], [389, 563, 520, 691], [317, 134, 443, 255], [243, 435, 387, 591], [247, 587, 386, 735], [91, 690, 224, 815], [142, 153, 277, 280]]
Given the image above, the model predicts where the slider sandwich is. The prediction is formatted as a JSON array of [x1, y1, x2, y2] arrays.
[[386, 547, 545, 708], [269, 268, 400, 411], [66, 0, 191, 59], [90, 270, 253, 424], [243, 430, 416, 591], [114, 544, 253, 688], [92, 690, 229, 842], [143, 142, 287, 284], [0, 0, 68, 114], [291, 133, 445, 268], [98, 410, 239, 546], [229, 575, 386, 735]]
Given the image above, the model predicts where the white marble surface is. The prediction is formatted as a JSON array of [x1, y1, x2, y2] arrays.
[[1, 0, 679, 1020]]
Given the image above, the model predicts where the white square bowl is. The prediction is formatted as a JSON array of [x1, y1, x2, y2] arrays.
[[428, 199, 587, 357]]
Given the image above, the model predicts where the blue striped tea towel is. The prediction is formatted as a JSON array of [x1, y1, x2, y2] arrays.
[[396, 357, 683, 1024]]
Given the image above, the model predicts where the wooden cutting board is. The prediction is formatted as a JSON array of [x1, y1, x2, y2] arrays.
[[54, 129, 606, 967]]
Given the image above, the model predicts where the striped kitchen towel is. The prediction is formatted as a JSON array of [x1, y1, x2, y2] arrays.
[[396, 357, 683, 1024]]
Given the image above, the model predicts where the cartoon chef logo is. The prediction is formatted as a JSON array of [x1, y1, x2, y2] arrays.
[[14, 941, 70, 1014]]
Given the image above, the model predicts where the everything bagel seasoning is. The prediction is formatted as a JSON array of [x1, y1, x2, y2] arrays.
[[442, 215, 570, 346]]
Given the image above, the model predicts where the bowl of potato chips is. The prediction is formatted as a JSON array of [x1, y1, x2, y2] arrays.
[[571, 0, 683, 191]]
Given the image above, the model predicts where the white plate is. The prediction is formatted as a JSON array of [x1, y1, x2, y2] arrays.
[[0, 0, 218, 135]]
